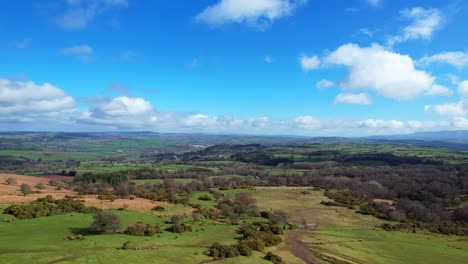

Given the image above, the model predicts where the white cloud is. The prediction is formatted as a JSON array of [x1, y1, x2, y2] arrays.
[[334, 93, 371, 105], [300, 55, 320, 71], [388, 7, 442, 46], [195, 0, 307, 28], [358, 28, 377, 37], [59, 45, 93, 55], [58, 45, 93, 61], [324, 43, 435, 100], [418, 51, 468, 69], [425, 84, 452, 96], [452, 117, 468, 129], [100, 97, 153, 116], [365, 0, 381, 7], [2, 77, 465, 135], [78, 96, 156, 129], [288, 116, 322, 129], [0, 78, 75, 122], [426, 101, 466, 117], [57, 0, 129, 29], [360, 119, 405, 129], [316, 79, 334, 89], [458, 81, 468, 96]]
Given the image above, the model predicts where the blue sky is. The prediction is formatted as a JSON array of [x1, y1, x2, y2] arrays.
[[1, 0, 468, 136]]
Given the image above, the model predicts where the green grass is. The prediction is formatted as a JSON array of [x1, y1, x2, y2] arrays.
[[251, 187, 468, 264], [310, 227, 468, 264], [0, 209, 239, 264], [189, 192, 217, 209]]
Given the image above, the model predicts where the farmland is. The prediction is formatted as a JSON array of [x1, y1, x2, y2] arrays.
[[0, 132, 467, 264]]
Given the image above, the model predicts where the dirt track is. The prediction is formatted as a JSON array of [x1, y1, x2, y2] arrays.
[[281, 230, 322, 264]]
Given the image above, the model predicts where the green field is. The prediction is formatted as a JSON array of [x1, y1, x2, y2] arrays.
[[0, 205, 242, 264], [250, 187, 468, 264]]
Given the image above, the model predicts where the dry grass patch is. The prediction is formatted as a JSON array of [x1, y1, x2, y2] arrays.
[[0, 174, 181, 212]]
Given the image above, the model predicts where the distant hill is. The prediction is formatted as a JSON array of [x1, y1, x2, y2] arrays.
[[368, 130, 468, 150]]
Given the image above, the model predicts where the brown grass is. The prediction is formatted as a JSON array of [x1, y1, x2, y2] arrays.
[[0, 174, 173, 211]]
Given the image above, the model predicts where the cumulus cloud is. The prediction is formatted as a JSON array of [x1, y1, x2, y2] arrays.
[[324, 43, 435, 100], [300, 55, 320, 71], [425, 84, 452, 96], [417, 51, 468, 69], [195, 0, 307, 28], [78, 96, 156, 128], [360, 119, 406, 129], [57, 0, 129, 29], [316, 79, 334, 89], [458, 81, 468, 96], [388, 7, 442, 46], [334, 93, 371, 105], [0, 78, 75, 123], [426, 101, 466, 117]]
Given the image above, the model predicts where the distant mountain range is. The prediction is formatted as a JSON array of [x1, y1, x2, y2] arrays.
[[368, 130, 468, 150], [1, 130, 467, 151]]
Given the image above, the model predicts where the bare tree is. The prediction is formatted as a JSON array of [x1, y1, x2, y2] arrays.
[[5, 177, 17, 185]]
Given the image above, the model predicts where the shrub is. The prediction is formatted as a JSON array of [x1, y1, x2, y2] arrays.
[[89, 212, 122, 234], [453, 206, 468, 223], [166, 223, 193, 233], [19, 184, 32, 195], [265, 252, 284, 264], [125, 222, 162, 236], [35, 183, 46, 190], [97, 194, 118, 202], [5, 177, 17, 185], [269, 210, 289, 224], [241, 236, 265, 251], [151, 206, 165, 211], [260, 210, 271, 219], [199, 195, 212, 201], [209, 243, 240, 259], [192, 212, 200, 222], [237, 240, 253, 256], [170, 214, 185, 225], [260, 224, 284, 235], [3, 196, 88, 219]]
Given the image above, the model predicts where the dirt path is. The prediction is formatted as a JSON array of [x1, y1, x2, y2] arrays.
[[282, 230, 322, 264]]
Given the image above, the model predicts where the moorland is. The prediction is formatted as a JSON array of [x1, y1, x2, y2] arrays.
[[0, 132, 467, 264]]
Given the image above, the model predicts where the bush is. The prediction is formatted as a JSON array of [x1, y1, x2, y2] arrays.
[[125, 222, 162, 236], [151, 206, 165, 211], [241, 236, 265, 251], [97, 194, 118, 202], [269, 210, 289, 224], [89, 212, 122, 234], [237, 240, 253, 256], [209, 243, 240, 259], [3, 196, 87, 219], [5, 177, 17, 185], [199, 195, 212, 201], [170, 214, 185, 225], [260, 210, 271, 219], [35, 183, 46, 190], [166, 223, 193, 233], [20, 184, 32, 195], [453, 206, 468, 223], [265, 252, 284, 264]]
